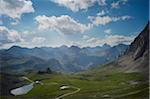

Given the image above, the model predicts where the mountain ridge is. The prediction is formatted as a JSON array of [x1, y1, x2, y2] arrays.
[[0, 43, 128, 73]]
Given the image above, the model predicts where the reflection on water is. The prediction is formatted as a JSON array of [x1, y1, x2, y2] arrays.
[[11, 83, 34, 96]]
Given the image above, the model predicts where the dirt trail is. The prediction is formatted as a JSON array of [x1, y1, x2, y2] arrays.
[[22, 76, 34, 83], [22, 76, 81, 99], [55, 86, 80, 99]]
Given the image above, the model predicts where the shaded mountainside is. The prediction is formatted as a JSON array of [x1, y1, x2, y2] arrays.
[[0, 73, 22, 96], [0, 56, 63, 74], [117, 22, 149, 73], [0, 44, 128, 73]]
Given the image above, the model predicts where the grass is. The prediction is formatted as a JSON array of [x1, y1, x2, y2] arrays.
[[1, 63, 149, 99]]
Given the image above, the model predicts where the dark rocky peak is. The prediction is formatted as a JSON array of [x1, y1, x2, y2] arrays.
[[126, 22, 149, 60], [8, 45, 22, 50], [70, 45, 81, 51], [7, 46, 29, 52]]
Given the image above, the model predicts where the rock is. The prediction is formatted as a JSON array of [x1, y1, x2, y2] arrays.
[[60, 86, 70, 90], [102, 94, 110, 98]]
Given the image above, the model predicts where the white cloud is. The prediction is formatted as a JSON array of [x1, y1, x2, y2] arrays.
[[82, 35, 90, 40], [51, 0, 106, 12], [98, 0, 106, 6], [104, 29, 111, 34], [32, 37, 46, 44], [62, 34, 135, 48], [87, 3, 132, 26], [0, 26, 23, 46], [97, 10, 107, 16], [85, 34, 135, 47], [0, 15, 2, 25], [0, 0, 34, 19], [111, 0, 128, 9], [22, 30, 31, 35], [35, 15, 91, 35], [10, 20, 19, 25], [90, 15, 131, 26], [93, 16, 112, 26], [103, 34, 134, 45], [21, 30, 36, 38]]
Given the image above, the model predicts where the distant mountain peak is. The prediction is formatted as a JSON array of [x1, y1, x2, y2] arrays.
[[118, 43, 127, 46], [70, 45, 80, 49], [8, 46, 27, 51], [114, 43, 128, 48], [102, 43, 111, 48], [60, 45, 68, 49], [9, 45, 21, 49]]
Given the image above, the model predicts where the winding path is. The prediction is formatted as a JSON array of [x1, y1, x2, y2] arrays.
[[22, 76, 44, 85], [22, 76, 34, 83], [55, 86, 81, 99], [22, 76, 81, 99]]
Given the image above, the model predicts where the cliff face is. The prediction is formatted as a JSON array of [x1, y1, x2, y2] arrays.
[[117, 23, 149, 73]]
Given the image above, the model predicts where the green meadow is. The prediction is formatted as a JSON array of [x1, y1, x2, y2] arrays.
[[1, 63, 148, 99]]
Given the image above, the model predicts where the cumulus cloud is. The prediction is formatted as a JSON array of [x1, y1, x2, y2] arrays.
[[104, 29, 111, 34], [0, 0, 34, 19], [51, 0, 106, 12], [65, 34, 135, 48], [82, 35, 90, 40], [32, 37, 46, 44], [10, 20, 19, 25], [103, 34, 134, 45], [85, 34, 135, 47], [89, 15, 131, 26], [22, 30, 35, 35], [35, 15, 91, 35], [98, 0, 106, 6], [97, 10, 107, 16], [0, 26, 23, 46], [111, 0, 128, 9]]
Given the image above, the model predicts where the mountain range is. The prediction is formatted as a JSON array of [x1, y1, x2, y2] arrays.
[[0, 43, 128, 73]]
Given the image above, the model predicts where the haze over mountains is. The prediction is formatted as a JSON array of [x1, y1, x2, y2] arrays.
[[0, 43, 128, 73], [0, 22, 149, 98], [0, 23, 148, 74]]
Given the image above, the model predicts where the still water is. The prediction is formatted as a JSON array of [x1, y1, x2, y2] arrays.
[[10, 83, 34, 96]]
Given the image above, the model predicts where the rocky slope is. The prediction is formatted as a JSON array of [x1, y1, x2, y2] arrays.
[[117, 22, 149, 73]]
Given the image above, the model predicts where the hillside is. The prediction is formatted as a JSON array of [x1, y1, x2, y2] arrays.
[[117, 22, 149, 73]]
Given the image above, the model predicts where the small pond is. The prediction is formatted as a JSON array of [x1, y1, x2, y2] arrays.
[[10, 83, 34, 96]]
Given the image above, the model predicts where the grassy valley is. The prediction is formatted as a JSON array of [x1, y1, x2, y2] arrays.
[[0, 0, 149, 98], [1, 62, 148, 99]]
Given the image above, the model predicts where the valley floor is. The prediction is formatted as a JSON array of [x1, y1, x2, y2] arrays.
[[0, 63, 149, 99]]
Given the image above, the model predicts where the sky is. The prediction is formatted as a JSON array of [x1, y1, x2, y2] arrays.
[[0, 0, 149, 48]]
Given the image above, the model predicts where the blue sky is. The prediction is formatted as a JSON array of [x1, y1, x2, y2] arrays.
[[0, 0, 149, 48]]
